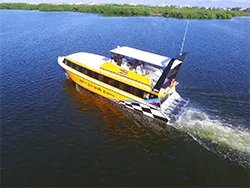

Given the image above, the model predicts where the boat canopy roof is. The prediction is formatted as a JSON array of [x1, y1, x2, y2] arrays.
[[110, 46, 172, 68]]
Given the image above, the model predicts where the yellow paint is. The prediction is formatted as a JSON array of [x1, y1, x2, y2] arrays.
[[159, 83, 178, 99], [65, 57, 159, 97], [100, 62, 151, 86], [66, 70, 144, 101]]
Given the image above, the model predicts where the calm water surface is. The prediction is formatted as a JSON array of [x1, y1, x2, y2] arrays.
[[1, 10, 250, 186]]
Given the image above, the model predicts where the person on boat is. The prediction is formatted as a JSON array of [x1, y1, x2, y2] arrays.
[[169, 78, 178, 88], [111, 55, 115, 64], [135, 62, 145, 75], [121, 60, 130, 70], [115, 55, 122, 66], [131, 60, 140, 72]]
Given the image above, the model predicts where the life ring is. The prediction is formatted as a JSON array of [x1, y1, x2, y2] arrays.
[[170, 79, 176, 87]]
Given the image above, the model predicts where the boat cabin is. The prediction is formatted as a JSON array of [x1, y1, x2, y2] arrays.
[[109, 46, 184, 92]]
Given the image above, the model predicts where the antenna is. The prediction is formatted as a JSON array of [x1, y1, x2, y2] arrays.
[[180, 20, 189, 56]]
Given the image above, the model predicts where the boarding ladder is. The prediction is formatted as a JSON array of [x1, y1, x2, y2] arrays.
[[160, 90, 189, 123]]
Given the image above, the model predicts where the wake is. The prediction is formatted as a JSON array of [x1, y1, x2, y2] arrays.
[[171, 107, 250, 167], [73, 80, 250, 166]]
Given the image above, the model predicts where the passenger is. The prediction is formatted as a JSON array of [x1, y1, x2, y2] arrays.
[[140, 63, 146, 75], [122, 57, 126, 64], [131, 65, 136, 72], [136, 66, 143, 75], [117, 55, 122, 66], [121, 62, 129, 69], [112, 55, 118, 65], [127, 62, 133, 70], [131, 60, 139, 71], [135, 61, 145, 75], [111, 59, 117, 65]]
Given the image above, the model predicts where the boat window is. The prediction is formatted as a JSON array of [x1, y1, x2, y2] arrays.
[[108, 79, 115, 86], [63, 59, 68, 65], [87, 70, 93, 77], [79, 67, 84, 73], [82, 68, 88, 75], [64, 60, 69, 66], [63, 59, 158, 100], [150, 94, 156, 98], [75, 65, 80, 71], [98, 75, 104, 82], [143, 92, 150, 99], [118, 83, 127, 91], [71, 63, 76, 69], [91, 72, 96, 79], [133, 88, 143, 98]]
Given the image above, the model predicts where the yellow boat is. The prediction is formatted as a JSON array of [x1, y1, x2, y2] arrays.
[[58, 46, 189, 123]]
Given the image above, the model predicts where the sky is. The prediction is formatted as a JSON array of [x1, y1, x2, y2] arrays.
[[1, 0, 250, 8]]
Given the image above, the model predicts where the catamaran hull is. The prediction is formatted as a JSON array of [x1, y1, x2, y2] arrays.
[[65, 68, 189, 124], [63, 69, 170, 123], [66, 70, 131, 101]]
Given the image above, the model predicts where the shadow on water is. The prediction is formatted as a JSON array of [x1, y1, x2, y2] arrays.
[[65, 75, 250, 168]]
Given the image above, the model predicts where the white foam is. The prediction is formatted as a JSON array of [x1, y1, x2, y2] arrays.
[[171, 107, 250, 166]]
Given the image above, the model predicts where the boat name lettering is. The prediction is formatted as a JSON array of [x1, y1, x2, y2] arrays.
[[79, 79, 115, 97]]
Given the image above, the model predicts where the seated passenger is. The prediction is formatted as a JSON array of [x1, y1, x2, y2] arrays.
[[121, 62, 129, 69], [130, 60, 139, 71], [111, 55, 118, 65], [135, 65, 143, 75], [111, 59, 118, 65], [127, 62, 132, 70], [115, 55, 122, 66], [122, 57, 126, 64]]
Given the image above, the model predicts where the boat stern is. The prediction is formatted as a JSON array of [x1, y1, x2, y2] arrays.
[[160, 90, 189, 123]]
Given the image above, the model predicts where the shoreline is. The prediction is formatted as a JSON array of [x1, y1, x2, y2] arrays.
[[0, 3, 250, 19]]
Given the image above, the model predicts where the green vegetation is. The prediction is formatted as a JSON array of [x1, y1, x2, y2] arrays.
[[162, 7, 233, 19], [0, 3, 250, 19], [0, 3, 38, 10]]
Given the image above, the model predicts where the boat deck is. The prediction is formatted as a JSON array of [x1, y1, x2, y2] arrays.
[[66, 52, 110, 69]]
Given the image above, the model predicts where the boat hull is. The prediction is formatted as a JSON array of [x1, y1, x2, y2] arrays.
[[63, 69, 170, 123], [66, 70, 132, 101]]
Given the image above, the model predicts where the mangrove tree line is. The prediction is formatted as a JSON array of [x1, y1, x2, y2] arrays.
[[0, 3, 250, 19]]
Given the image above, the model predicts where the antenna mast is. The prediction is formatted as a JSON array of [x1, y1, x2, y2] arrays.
[[180, 20, 189, 56]]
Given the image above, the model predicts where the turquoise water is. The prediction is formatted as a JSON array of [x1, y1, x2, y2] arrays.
[[1, 10, 249, 186]]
